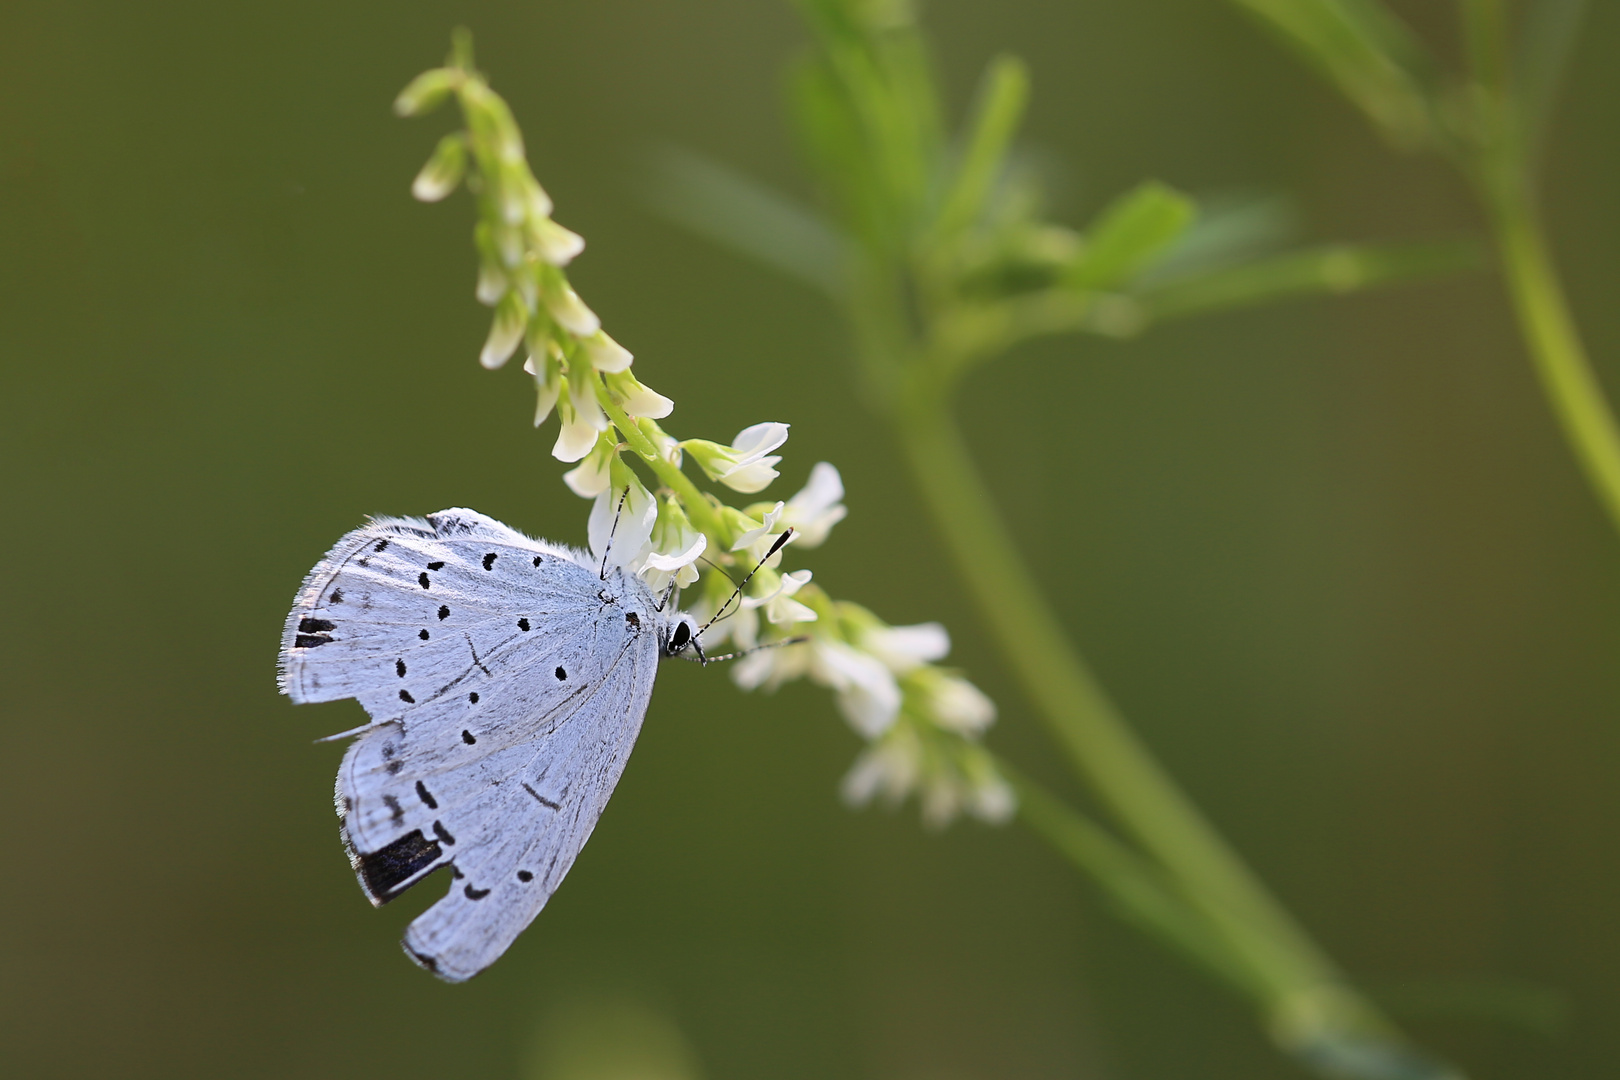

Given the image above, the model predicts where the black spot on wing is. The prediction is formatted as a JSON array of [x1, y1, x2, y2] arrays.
[[438, 605, 450, 620], [419, 629, 430, 640], [294, 634, 330, 649], [427, 561, 445, 571], [418, 572, 431, 589], [382, 794, 404, 825], [432, 820, 456, 846], [329, 589, 344, 604], [415, 781, 438, 809], [483, 552, 497, 570], [299, 618, 335, 633], [396, 659, 407, 678], [468, 692, 479, 704], [555, 667, 567, 681], [464, 884, 490, 900], [518, 618, 530, 632], [374, 539, 389, 553], [462, 729, 476, 745], [532, 556, 543, 567], [399, 690, 414, 704], [356, 829, 440, 901], [517, 870, 534, 882]]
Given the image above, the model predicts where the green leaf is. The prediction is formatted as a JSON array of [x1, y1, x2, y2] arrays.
[[1138, 193, 1299, 283], [933, 54, 1030, 239], [788, 4, 943, 251], [1137, 239, 1482, 322], [1067, 181, 1197, 290], [1226, 0, 1436, 146], [639, 146, 845, 298]]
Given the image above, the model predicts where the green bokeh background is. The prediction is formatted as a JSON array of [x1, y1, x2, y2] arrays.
[[4, 1, 1619, 1077]]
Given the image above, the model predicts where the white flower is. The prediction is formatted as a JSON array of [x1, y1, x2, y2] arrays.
[[968, 773, 1016, 825], [603, 369, 674, 419], [841, 726, 922, 808], [587, 474, 658, 572], [561, 433, 615, 497], [918, 671, 997, 735], [476, 261, 506, 305], [861, 622, 950, 673], [742, 568, 817, 626], [683, 422, 789, 494], [480, 291, 527, 370], [542, 275, 599, 337], [524, 352, 563, 428], [781, 462, 847, 548], [528, 216, 585, 266], [731, 631, 812, 692], [411, 133, 466, 202], [730, 502, 783, 552], [809, 640, 901, 738], [718, 600, 756, 650], [581, 330, 634, 373], [552, 375, 608, 462], [637, 497, 708, 592]]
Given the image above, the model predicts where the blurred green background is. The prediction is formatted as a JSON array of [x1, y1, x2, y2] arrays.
[[4, 1, 1619, 1077]]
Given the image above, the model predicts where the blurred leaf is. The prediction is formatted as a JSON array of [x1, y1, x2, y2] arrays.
[[1138, 192, 1300, 283], [1226, 0, 1436, 146], [934, 54, 1030, 239], [1067, 180, 1197, 290], [789, 3, 943, 254], [1518, 0, 1589, 155], [639, 146, 844, 298], [1137, 239, 1482, 322], [788, 54, 885, 250]]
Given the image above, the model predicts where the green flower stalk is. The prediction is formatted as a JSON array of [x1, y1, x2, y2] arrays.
[[396, 32, 1011, 827], [645, 2, 1476, 1076]]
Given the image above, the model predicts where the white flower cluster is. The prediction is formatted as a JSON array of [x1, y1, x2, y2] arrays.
[[396, 50, 672, 466], [686, 464, 1014, 828], [399, 40, 1012, 828]]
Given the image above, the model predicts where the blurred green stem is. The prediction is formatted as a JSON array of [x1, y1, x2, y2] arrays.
[[1477, 166, 1620, 536], [887, 366, 1400, 1053]]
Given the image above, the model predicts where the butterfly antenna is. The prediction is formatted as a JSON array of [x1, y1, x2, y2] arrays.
[[598, 486, 630, 580], [696, 528, 795, 640], [687, 635, 810, 665]]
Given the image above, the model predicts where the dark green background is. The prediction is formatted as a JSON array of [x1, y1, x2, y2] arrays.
[[4, 1, 1618, 1077]]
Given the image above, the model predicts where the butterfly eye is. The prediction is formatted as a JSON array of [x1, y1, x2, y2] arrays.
[[669, 621, 691, 653]]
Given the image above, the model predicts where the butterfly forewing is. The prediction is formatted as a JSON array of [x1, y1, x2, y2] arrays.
[[279, 508, 663, 982]]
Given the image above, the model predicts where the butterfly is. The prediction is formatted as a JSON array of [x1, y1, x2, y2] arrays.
[[278, 508, 708, 982]]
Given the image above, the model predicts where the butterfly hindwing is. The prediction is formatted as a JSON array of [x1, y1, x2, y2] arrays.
[[279, 508, 664, 982]]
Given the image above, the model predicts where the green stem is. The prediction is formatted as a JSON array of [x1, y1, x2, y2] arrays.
[[890, 374, 1399, 1050], [1480, 170, 1620, 537], [595, 383, 726, 540], [1000, 759, 1266, 999]]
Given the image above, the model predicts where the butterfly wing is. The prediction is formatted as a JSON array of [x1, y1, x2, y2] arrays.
[[279, 508, 661, 982]]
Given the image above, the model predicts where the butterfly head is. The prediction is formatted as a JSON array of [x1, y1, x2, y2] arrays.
[[660, 613, 706, 663]]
